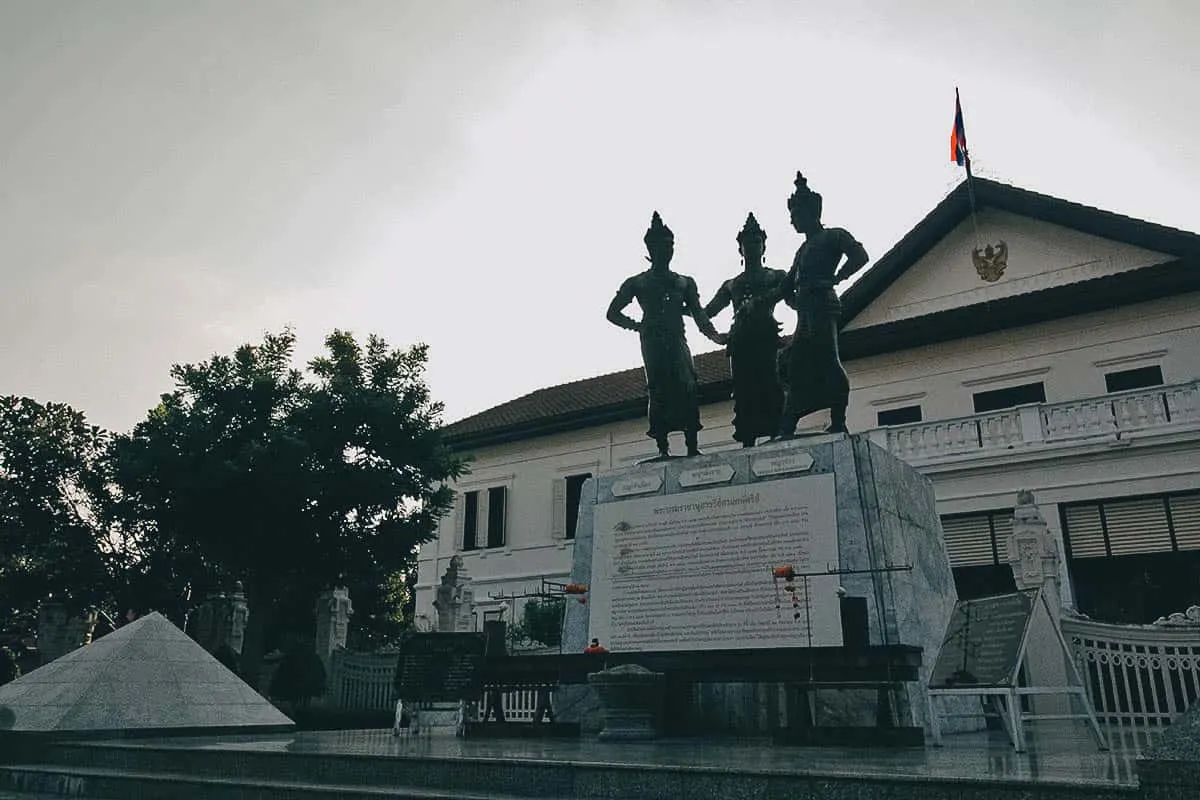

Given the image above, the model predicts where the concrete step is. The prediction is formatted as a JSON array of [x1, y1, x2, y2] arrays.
[[0, 764, 569, 800]]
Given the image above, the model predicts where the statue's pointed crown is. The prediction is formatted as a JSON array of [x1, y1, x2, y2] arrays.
[[787, 171, 822, 217], [737, 212, 766, 247], [644, 210, 674, 249]]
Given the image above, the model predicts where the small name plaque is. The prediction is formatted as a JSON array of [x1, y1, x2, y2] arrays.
[[678, 464, 735, 488], [751, 452, 815, 478], [611, 473, 664, 497]]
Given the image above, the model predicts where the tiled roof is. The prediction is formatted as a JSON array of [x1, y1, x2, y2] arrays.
[[445, 348, 734, 442], [444, 178, 1200, 449]]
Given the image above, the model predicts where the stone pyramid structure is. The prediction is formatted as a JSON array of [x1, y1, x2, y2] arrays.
[[0, 611, 293, 735]]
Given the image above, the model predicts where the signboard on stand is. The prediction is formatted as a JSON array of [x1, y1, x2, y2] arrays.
[[393, 633, 486, 702]]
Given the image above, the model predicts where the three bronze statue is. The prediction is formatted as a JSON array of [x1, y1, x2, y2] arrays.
[[607, 172, 869, 458]]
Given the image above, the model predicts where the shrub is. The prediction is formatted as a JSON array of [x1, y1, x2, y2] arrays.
[[0, 646, 19, 686], [268, 647, 326, 707]]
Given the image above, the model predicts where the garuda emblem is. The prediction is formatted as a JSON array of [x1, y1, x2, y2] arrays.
[[972, 240, 1008, 282]]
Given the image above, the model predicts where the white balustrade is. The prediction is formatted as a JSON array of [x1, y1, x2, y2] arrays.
[[880, 381, 1200, 463]]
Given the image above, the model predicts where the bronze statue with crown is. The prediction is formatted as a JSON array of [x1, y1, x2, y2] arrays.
[[607, 212, 727, 458], [704, 213, 789, 447], [776, 172, 869, 436]]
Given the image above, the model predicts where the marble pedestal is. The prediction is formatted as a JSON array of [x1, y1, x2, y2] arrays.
[[588, 664, 663, 741], [560, 433, 961, 735]]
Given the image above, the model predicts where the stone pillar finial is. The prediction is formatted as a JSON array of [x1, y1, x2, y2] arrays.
[[314, 585, 353, 676], [1005, 489, 1061, 597], [432, 556, 475, 633]]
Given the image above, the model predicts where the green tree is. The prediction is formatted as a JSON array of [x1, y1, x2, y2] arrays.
[[0, 397, 114, 639], [108, 329, 462, 685], [514, 598, 564, 648], [268, 646, 326, 707], [0, 645, 20, 686]]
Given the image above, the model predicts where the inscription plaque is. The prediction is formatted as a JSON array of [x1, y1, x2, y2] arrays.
[[678, 464, 735, 488], [751, 452, 815, 478], [393, 632, 486, 701], [590, 474, 842, 652], [928, 590, 1037, 688], [611, 473, 664, 498]]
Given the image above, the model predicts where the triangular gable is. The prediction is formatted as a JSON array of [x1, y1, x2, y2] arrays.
[[841, 178, 1200, 333], [0, 611, 293, 734], [843, 208, 1172, 330]]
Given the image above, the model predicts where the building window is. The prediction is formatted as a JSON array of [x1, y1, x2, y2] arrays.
[[1104, 365, 1164, 393], [565, 473, 592, 540], [487, 486, 507, 549], [876, 405, 922, 427], [462, 490, 480, 551], [972, 382, 1046, 413], [940, 510, 1016, 601], [1061, 491, 1200, 623]]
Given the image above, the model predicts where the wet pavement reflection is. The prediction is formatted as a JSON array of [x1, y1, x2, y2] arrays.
[[115, 722, 1160, 788]]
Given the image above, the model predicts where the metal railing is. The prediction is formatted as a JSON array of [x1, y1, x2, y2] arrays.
[[1061, 613, 1200, 727]]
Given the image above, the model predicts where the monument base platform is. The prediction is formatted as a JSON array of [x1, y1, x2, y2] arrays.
[[0, 723, 1156, 799], [466, 721, 581, 739], [773, 724, 925, 748]]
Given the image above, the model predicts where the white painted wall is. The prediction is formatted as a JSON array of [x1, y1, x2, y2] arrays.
[[847, 292, 1200, 428]]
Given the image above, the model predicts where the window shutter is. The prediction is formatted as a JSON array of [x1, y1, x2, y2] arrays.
[[1104, 497, 1172, 555], [452, 491, 465, 550], [550, 478, 567, 540], [487, 486, 507, 548], [1063, 505, 1106, 558], [1170, 493, 1200, 551], [477, 490, 489, 547], [940, 515, 995, 567]]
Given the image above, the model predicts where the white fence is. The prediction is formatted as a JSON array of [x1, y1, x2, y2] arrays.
[[327, 649, 398, 711], [325, 648, 544, 720], [882, 380, 1200, 463], [1062, 614, 1200, 727]]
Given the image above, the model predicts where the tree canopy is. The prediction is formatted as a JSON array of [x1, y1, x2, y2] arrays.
[[107, 329, 463, 680], [0, 397, 113, 639]]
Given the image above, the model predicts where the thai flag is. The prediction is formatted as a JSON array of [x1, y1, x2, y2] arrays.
[[951, 89, 968, 167]]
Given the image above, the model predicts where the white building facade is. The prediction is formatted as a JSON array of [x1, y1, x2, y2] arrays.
[[416, 178, 1200, 631]]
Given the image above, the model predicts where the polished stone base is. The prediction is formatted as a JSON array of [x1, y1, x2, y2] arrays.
[[773, 724, 925, 747], [588, 664, 663, 741], [0, 722, 1154, 798], [563, 434, 966, 735]]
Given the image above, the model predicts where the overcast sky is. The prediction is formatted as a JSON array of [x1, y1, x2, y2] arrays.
[[2, 1, 1198, 433]]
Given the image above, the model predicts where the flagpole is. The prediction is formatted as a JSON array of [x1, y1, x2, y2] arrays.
[[955, 87, 981, 242], [964, 149, 981, 241]]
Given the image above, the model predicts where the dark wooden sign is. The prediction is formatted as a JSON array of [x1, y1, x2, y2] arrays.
[[393, 632, 486, 702], [928, 590, 1037, 689]]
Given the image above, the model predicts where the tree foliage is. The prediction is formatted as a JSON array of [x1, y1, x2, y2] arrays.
[[268, 646, 326, 706], [0, 645, 20, 686], [107, 329, 463, 680], [0, 397, 113, 638], [513, 598, 564, 648]]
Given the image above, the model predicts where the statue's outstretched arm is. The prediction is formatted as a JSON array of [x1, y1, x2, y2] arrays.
[[606, 279, 641, 332], [703, 283, 732, 320], [685, 278, 727, 346]]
